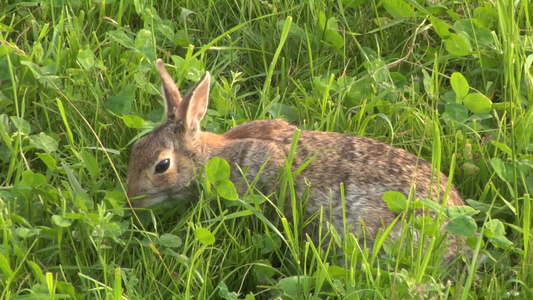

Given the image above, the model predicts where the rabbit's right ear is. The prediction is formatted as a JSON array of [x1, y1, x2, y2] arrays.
[[177, 72, 210, 135], [157, 59, 183, 122]]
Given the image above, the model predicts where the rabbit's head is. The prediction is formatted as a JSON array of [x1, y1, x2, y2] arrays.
[[127, 60, 211, 207]]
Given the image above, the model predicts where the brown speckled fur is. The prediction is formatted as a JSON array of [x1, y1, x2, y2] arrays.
[[127, 59, 465, 261]]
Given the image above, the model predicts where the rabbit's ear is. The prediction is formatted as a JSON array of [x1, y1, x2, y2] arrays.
[[178, 72, 210, 134], [157, 59, 183, 122]]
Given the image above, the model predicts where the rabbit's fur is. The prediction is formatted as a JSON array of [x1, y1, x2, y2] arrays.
[[128, 59, 466, 259]]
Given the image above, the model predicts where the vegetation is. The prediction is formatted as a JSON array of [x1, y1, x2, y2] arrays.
[[1, 0, 532, 298]]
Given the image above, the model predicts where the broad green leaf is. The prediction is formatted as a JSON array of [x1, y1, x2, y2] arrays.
[[20, 61, 63, 88], [104, 191, 126, 208], [445, 103, 468, 122], [242, 194, 267, 205], [325, 30, 344, 49], [62, 163, 86, 194], [466, 235, 485, 249], [107, 30, 135, 49], [55, 281, 77, 298], [475, 27, 495, 45], [26, 261, 46, 284], [389, 72, 407, 86], [0, 147, 10, 163], [195, 227, 215, 246], [277, 276, 315, 296], [122, 115, 145, 129], [466, 199, 492, 213], [408, 199, 425, 210], [217, 282, 240, 300], [206, 157, 231, 183], [489, 235, 514, 249], [9, 214, 32, 227], [105, 191, 126, 202], [447, 9, 462, 21], [414, 215, 438, 235], [216, 180, 238, 201], [80, 151, 101, 179], [64, 213, 85, 220], [135, 29, 156, 61], [419, 197, 444, 213], [278, 19, 306, 40], [450, 72, 469, 100], [268, 103, 299, 123], [180, 7, 196, 21], [325, 17, 344, 49], [491, 141, 512, 156], [383, 0, 414, 18], [210, 83, 230, 116], [526, 54, 533, 71], [445, 215, 477, 236], [0, 23, 14, 34], [160, 234, 182, 248], [474, 5, 498, 29], [430, 16, 452, 39], [0, 253, 15, 279], [255, 234, 281, 254], [132, 0, 144, 14], [463, 92, 492, 114], [313, 76, 340, 94], [253, 260, 276, 280], [37, 153, 58, 170], [15, 227, 41, 239], [73, 191, 93, 212], [77, 48, 94, 71], [490, 157, 513, 182], [382, 191, 407, 213], [29, 132, 58, 153], [484, 219, 506, 238], [52, 215, 72, 227], [10, 116, 31, 135], [445, 205, 479, 219], [484, 220, 513, 249], [106, 84, 136, 115], [366, 59, 388, 83], [100, 222, 123, 238], [157, 23, 175, 42], [445, 34, 469, 56], [346, 77, 375, 106], [454, 19, 480, 38], [19, 170, 46, 189], [174, 29, 192, 47], [318, 11, 327, 30], [341, 0, 366, 8], [327, 265, 348, 278]]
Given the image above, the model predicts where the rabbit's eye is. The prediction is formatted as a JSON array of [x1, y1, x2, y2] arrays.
[[154, 159, 170, 174]]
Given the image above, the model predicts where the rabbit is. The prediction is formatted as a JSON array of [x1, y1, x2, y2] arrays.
[[127, 59, 466, 261]]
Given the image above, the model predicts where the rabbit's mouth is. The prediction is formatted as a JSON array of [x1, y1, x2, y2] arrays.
[[129, 193, 169, 208], [129, 188, 192, 208]]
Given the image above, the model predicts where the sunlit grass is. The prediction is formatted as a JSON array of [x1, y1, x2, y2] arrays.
[[1, 0, 532, 298]]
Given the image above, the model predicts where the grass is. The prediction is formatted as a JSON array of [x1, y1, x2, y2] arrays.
[[1, 0, 532, 298]]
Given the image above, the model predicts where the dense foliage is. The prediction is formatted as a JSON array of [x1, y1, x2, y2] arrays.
[[1, 0, 532, 298]]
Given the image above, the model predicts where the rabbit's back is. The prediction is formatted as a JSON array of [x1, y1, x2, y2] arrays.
[[220, 119, 464, 237]]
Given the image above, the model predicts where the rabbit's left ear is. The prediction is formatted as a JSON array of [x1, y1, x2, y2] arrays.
[[157, 59, 183, 122], [178, 72, 210, 134]]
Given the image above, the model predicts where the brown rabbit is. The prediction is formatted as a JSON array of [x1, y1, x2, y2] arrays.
[[127, 59, 465, 259]]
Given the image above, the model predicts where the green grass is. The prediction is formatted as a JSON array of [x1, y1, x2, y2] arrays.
[[1, 0, 532, 298]]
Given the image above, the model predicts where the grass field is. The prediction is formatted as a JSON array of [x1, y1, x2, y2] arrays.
[[1, 0, 532, 299]]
